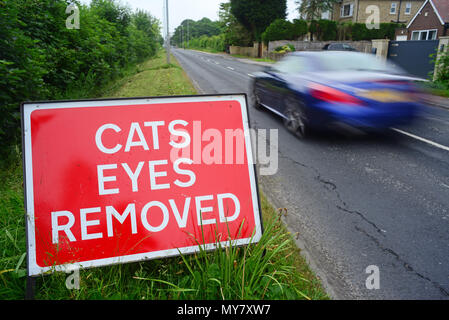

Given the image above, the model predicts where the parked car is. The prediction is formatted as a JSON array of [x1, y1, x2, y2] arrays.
[[251, 51, 423, 138], [323, 43, 357, 51]]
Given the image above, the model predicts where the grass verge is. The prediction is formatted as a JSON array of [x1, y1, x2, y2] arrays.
[[419, 80, 449, 98], [0, 50, 328, 300], [229, 54, 276, 64]]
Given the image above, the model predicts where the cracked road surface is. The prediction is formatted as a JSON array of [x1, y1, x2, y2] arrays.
[[172, 48, 449, 299]]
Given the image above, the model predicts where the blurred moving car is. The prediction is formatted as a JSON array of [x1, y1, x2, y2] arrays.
[[251, 51, 424, 138], [322, 43, 357, 51]]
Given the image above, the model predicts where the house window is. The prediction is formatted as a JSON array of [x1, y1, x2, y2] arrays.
[[405, 2, 412, 15], [390, 2, 397, 14], [411, 29, 438, 40], [340, 3, 354, 17]]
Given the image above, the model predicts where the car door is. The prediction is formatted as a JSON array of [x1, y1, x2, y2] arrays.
[[266, 55, 309, 115], [254, 67, 278, 109]]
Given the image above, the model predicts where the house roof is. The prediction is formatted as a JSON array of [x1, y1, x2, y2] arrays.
[[407, 0, 449, 28], [432, 0, 449, 23]]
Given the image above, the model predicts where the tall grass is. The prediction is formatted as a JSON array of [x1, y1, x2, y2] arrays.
[[0, 147, 326, 300], [134, 211, 311, 300]]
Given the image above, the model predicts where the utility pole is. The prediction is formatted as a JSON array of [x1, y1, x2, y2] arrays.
[[164, 0, 170, 64], [181, 25, 184, 49]]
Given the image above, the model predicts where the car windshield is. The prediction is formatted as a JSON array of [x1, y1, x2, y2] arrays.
[[316, 52, 404, 74], [272, 55, 310, 74]]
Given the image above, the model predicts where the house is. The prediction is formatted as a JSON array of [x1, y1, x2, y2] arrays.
[[406, 0, 449, 40], [332, 0, 425, 24]]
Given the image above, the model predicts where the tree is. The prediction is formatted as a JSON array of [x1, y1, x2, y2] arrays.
[[308, 19, 337, 41], [171, 18, 221, 47], [230, 0, 287, 42], [218, 1, 253, 47], [296, 0, 338, 21], [291, 19, 308, 38], [261, 18, 309, 43], [90, 0, 132, 34], [0, 0, 161, 154], [296, 0, 338, 41]]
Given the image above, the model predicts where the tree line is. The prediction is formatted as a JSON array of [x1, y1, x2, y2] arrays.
[[0, 0, 162, 155], [173, 0, 400, 53]]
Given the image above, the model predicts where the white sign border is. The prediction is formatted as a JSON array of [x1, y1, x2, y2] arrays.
[[22, 94, 263, 277]]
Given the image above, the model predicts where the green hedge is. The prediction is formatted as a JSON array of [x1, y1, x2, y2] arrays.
[[0, 0, 161, 153], [311, 20, 400, 41], [347, 22, 400, 41], [309, 20, 338, 41], [260, 18, 401, 43], [262, 19, 308, 43]]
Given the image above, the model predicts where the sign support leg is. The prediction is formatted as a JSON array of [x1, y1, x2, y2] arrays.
[[25, 276, 36, 300]]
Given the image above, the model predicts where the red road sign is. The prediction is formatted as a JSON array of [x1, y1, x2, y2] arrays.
[[22, 94, 262, 276]]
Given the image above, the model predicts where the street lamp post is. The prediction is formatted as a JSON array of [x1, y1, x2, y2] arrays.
[[181, 25, 184, 49]]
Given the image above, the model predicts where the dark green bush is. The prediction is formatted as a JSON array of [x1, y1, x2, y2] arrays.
[[189, 34, 226, 52], [261, 19, 309, 44], [274, 44, 295, 53], [346, 22, 401, 41], [433, 49, 449, 85], [262, 19, 295, 43], [291, 19, 308, 39], [0, 0, 161, 154], [309, 19, 338, 41]]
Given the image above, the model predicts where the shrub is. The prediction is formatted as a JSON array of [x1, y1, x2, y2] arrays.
[[286, 44, 296, 52], [433, 49, 449, 85], [262, 19, 295, 43], [189, 34, 225, 52], [345, 22, 400, 41], [291, 19, 308, 39], [274, 45, 295, 54], [309, 20, 337, 41], [0, 0, 161, 154], [262, 19, 309, 44]]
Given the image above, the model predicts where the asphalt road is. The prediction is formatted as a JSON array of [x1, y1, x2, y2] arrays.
[[172, 48, 449, 300]]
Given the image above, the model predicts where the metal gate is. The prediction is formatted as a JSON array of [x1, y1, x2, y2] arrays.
[[388, 40, 439, 79]]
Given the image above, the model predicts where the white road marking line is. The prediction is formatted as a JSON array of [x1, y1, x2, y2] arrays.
[[215, 61, 220, 65], [248, 74, 254, 77], [220, 65, 250, 80], [227, 66, 234, 70], [392, 128, 449, 152]]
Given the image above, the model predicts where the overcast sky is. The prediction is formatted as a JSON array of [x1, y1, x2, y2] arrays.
[[80, 0, 299, 34]]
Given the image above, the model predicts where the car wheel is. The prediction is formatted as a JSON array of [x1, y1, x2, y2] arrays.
[[283, 97, 308, 139]]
